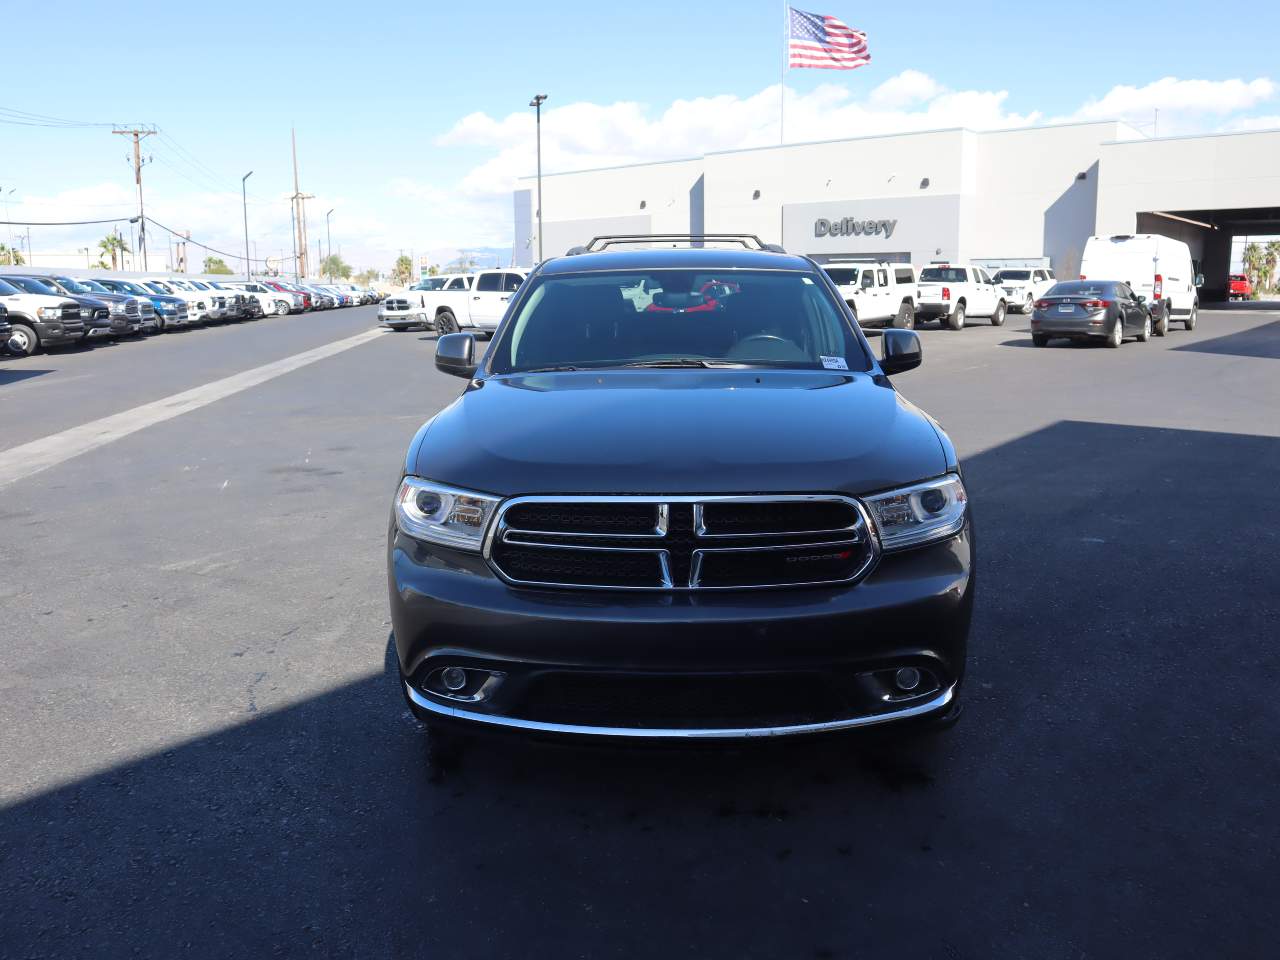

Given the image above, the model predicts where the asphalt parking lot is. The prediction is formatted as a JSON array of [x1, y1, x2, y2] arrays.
[[2, 304, 1277, 958]]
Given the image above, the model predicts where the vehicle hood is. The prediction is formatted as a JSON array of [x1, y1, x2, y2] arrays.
[[412, 370, 948, 496]]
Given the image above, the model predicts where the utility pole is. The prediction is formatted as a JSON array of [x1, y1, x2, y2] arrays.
[[325, 208, 334, 278], [290, 128, 314, 279], [242, 170, 254, 281], [529, 94, 548, 263], [113, 126, 156, 270]]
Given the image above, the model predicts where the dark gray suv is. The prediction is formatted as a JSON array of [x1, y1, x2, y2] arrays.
[[388, 236, 973, 751]]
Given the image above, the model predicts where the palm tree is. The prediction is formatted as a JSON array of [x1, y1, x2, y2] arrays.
[[98, 233, 129, 270], [1242, 242, 1266, 298], [0, 243, 24, 266], [1265, 240, 1280, 296]]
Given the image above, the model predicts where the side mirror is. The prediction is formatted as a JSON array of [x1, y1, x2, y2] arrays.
[[1194, 273, 1204, 288], [435, 332, 477, 379], [881, 328, 922, 375], [1134, 294, 1146, 303]]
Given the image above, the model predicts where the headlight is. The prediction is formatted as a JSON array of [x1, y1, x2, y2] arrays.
[[160, 302, 176, 312], [394, 477, 500, 552], [862, 475, 967, 551], [38, 306, 65, 320], [109, 302, 127, 315]]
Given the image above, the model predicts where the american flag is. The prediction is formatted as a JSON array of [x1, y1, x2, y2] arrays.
[[788, 8, 870, 70]]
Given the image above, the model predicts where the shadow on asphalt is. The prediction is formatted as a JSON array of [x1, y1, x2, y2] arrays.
[[0, 368, 55, 385], [2, 421, 1278, 957], [1172, 319, 1280, 360]]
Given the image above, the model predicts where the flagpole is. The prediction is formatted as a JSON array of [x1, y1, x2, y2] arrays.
[[780, 1, 787, 145]]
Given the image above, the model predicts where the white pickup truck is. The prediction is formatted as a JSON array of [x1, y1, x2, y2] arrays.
[[991, 267, 1056, 313], [417, 269, 526, 336], [915, 264, 1008, 329], [822, 261, 918, 328]]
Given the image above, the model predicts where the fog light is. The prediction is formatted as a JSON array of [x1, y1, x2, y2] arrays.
[[894, 667, 921, 692], [441, 667, 468, 691]]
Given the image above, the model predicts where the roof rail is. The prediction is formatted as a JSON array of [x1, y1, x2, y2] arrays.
[[569, 234, 787, 254]]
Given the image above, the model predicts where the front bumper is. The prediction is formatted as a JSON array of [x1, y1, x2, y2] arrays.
[[379, 312, 427, 327], [34, 320, 86, 345], [389, 523, 973, 739]]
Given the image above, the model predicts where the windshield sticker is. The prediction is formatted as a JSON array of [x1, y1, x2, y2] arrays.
[[820, 355, 849, 370]]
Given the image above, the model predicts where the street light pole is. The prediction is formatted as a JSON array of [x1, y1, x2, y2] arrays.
[[325, 208, 334, 278], [242, 171, 254, 281], [529, 94, 548, 264]]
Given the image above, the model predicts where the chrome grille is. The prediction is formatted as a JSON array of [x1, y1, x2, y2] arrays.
[[486, 495, 878, 591], [384, 298, 410, 311]]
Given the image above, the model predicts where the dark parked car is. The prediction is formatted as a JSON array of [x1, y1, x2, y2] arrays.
[[1032, 280, 1152, 348], [5, 275, 123, 341], [43, 275, 145, 336], [388, 236, 973, 757], [70, 277, 158, 333]]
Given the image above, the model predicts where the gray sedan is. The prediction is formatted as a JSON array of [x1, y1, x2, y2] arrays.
[[1031, 280, 1151, 348]]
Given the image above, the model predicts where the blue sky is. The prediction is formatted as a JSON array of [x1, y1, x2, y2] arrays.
[[3, 0, 1279, 271]]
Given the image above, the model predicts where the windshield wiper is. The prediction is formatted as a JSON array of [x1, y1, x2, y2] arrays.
[[519, 364, 584, 372], [616, 358, 745, 368]]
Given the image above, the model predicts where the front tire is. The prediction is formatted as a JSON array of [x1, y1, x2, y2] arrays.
[[436, 310, 459, 337], [893, 301, 915, 329], [8, 322, 37, 356], [275, 300, 290, 316], [947, 302, 966, 330], [990, 301, 1006, 327], [1185, 302, 1197, 331]]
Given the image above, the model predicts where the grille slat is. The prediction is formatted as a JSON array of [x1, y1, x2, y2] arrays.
[[488, 497, 877, 592]]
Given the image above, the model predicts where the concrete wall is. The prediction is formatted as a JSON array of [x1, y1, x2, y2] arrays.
[[1096, 129, 1280, 234], [513, 122, 1277, 281], [782, 194, 961, 265], [701, 129, 970, 248], [968, 122, 1134, 274], [519, 158, 703, 260]]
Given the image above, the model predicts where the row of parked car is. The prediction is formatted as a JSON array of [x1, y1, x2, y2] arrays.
[[0, 273, 384, 356], [817, 233, 1204, 348]]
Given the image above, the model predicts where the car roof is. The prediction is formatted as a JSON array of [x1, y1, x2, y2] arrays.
[[538, 248, 813, 275]]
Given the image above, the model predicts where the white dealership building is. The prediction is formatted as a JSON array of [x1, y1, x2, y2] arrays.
[[513, 121, 1280, 298]]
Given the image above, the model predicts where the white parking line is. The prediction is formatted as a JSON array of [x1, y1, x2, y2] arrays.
[[0, 327, 388, 488]]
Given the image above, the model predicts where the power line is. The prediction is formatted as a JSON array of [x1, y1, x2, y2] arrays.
[[144, 216, 276, 266], [0, 216, 135, 226], [0, 106, 127, 128]]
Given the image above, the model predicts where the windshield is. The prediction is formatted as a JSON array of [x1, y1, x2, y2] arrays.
[[53, 276, 94, 294], [920, 268, 967, 283], [822, 268, 862, 286], [145, 282, 173, 294], [79, 279, 111, 294], [168, 280, 193, 291], [994, 270, 1030, 281], [118, 281, 152, 296], [11, 277, 62, 296], [0, 278, 19, 294], [490, 269, 869, 374], [414, 278, 447, 290], [207, 281, 230, 290], [188, 281, 211, 289]]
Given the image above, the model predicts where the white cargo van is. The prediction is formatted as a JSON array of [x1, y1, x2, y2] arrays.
[[1079, 235, 1202, 333]]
